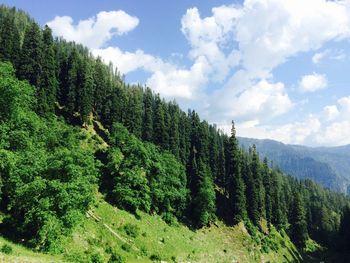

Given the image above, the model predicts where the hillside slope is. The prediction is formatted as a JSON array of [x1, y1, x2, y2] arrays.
[[1, 195, 301, 263], [239, 137, 350, 194]]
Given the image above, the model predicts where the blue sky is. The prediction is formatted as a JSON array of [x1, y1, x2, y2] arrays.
[[3, 0, 350, 146]]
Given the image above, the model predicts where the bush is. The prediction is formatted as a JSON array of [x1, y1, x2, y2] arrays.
[[0, 244, 13, 254], [123, 223, 140, 238], [108, 251, 125, 263], [90, 253, 103, 263], [149, 254, 161, 262], [162, 212, 177, 226], [121, 243, 131, 252]]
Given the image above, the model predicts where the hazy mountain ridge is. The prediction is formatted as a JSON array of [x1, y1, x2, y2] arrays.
[[239, 137, 350, 194]]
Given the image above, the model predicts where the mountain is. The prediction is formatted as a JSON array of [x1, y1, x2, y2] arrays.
[[239, 137, 350, 194], [1, 4, 350, 262]]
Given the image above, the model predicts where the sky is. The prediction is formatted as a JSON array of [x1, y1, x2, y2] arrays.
[[3, 0, 350, 147]]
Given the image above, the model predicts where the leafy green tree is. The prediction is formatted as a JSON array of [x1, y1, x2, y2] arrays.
[[0, 62, 35, 121]]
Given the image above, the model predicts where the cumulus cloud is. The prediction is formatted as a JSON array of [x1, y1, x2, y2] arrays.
[[179, 0, 350, 131], [299, 73, 328, 92], [47, 1, 350, 146], [230, 96, 350, 146], [92, 47, 210, 99], [222, 79, 293, 122], [92, 47, 169, 75], [47, 10, 139, 48]]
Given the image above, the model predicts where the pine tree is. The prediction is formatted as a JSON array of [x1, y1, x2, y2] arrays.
[[247, 145, 263, 224], [192, 159, 216, 227], [78, 59, 94, 123], [142, 87, 154, 142], [244, 152, 260, 225], [228, 121, 247, 224], [38, 25, 58, 115], [0, 14, 20, 64], [153, 95, 167, 148], [17, 21, 43, 87], [168, 101, 180, 159], [289, 193, 308, 247], [262, 157, 272, 225], [93, 58, 108, 118], [65, 48, 80, 115]]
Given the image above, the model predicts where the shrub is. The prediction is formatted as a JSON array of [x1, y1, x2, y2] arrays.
[[0, 244, 13, 254], [121, 243, 131, 252], [149, 254, 161, 262], [108, 251, 125, 263], [90, 253, 103, 263], [123, 223, 140, 238]]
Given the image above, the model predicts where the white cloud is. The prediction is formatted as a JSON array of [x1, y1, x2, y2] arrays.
[[47, 11, 139, 48], [233, 0, 350, 75], [313, 96, 350, 145], [312, 51, 327, 64], [92, 47, 170, 75], [299, 73, 328, 92], [229, 79, 293, 122], [92, 47, 210, 99], [229, 96, 350, 146], [181, 7, 241, 81], [180, 0, 350, 128], [47, 1, 350, 146], [312, 49, 346, 64], [323, 105, 339, 121]]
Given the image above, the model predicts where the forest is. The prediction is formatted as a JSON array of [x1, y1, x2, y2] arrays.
[[1, 4, 350, 261]]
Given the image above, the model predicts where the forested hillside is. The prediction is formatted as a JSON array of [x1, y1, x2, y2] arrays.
[[239, 137, 350, 194], [1, 5, 350, 262]]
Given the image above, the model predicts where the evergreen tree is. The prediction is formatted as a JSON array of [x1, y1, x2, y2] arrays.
[[142, 87, 154, 142], [93, 58, 108, 118], [289, 193, 308, 247], [153, 95, 167, 148], [38, 25, 58, 115], [78, 59, 94, 123], [17, 22, 43, 87], [168, 101, 180, 159], [262, 157, 273, 225], [192, 159, 216, 227], [228, 121, 247, 224], [247, 145, 263, 224], [0, 14, 20, 64], [65, 48, 80, 115]]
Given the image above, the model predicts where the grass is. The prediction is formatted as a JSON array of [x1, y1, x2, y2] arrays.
[[56, 193, 300, 263], [0, 236, 65, 263], [0, 195, 302, 262]]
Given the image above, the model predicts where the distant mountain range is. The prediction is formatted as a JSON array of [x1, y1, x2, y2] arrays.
[[239, 137, 350, 194]]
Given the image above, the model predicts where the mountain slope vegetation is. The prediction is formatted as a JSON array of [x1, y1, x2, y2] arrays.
[[239, 137, 350, 194], [1, 4, 350, 262]]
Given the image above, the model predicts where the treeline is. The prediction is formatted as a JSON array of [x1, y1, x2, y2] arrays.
[[0, 4, 349, 251]]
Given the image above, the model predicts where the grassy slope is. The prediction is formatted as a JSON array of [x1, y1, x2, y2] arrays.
[[0, 196, 301, 262], [63, 194, 302, 263]]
